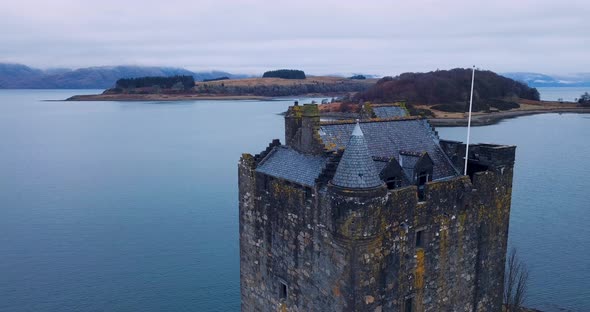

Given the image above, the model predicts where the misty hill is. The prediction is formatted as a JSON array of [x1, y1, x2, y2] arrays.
[[356, 68, 540, 112], [502, 72, 590, 87], [0, 63, 244, 89]]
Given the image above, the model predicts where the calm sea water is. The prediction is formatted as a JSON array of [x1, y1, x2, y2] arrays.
[[537, 87, 589, 102], [0, 90, 588, 312], [438, 115, 590, 312]]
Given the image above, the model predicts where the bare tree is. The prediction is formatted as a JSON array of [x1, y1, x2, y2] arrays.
[[504, 248, 530, 312]]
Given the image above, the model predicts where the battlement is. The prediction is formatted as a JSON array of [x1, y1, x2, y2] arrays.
[[440, 140, 516, 180]]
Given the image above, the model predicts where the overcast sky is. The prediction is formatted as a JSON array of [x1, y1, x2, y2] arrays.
[[0, 0, 588, 75]]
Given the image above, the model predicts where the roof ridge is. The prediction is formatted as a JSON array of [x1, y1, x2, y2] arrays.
[[399, 150, 423, 157], [320, 116, 422, 126]]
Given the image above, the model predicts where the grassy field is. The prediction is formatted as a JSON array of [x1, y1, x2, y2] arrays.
[[424, 99, 580, 119], [196, 76, 377, 87]]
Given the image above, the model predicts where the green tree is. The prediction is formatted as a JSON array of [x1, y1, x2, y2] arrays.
[[262, 69, 306, 79], [579, 92, 590, 106]]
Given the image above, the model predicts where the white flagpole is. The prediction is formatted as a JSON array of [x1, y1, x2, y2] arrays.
[[464, 65, 475, 176]]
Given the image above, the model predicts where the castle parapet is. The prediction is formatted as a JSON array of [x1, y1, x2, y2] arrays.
[[440, 140, 516, 179]]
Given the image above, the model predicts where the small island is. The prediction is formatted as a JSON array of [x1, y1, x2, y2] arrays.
[[66, 69, 377, 101]]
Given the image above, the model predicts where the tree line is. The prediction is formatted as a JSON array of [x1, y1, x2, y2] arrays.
[[579, 92, 590, 106], [262, 69, 306, 79], [115, 75, 195, 90], [203, 77, 229, 82]]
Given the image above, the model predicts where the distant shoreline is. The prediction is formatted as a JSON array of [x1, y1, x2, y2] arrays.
[[65, 92, 590, 127], [320, 107, 590, 127], [66, 94, 274, 101], [65, 92, 346, 102], [428, 108, 590, 127]]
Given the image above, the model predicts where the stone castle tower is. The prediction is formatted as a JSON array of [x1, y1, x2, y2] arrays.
[[238, 103, 515, 311]]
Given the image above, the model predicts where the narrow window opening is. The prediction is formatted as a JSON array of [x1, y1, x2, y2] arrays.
[[417, 186, 425, 201], [263, 177, 270, 191], [418, 172, 428, 185], [405, 297, 413, 312], [417, 171, 428, 200], [279, 281, 287, 300], [415, 230, 424, 248], [386, 177, 400, 190]]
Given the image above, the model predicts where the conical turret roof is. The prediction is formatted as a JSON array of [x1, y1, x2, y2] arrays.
[[332, 121, 383, 189]]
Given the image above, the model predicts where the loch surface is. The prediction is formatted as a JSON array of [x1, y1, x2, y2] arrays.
[[0, 90, 588, 312]]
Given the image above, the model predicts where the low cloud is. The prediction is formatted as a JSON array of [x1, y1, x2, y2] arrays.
[[0, 0, 588, 75]]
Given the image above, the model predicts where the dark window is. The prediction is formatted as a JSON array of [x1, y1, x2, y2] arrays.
[[263, 177, 270, 190], [418, 173, 428, 185], [415, 230, 424, 248], [386, 177, 400, 190], [417, 172, 428, 200], [417, 185, 426, 201], [279, 281, 287, 300], [466, 162, 489, 180], [405, 297, 413, 312]]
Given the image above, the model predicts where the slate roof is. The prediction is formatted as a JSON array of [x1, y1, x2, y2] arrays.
[[320, 119, 458, 180], [399, 153, 420, 180], [332, 123, 383, 189], [256, 146, 327, 186], [373, 106, 408, 118], [373, 160, 388, 173], [399, 152, 420, 169]]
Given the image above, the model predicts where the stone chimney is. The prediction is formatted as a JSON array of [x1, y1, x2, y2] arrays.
[[284, 102, 324, 155]]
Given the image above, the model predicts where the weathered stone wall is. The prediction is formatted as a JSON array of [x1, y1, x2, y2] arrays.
[[239, 143, 515, 312], [240, 157, 353, 311], [238, 153, 261, 312], [326, 185, 390, 311], [327, 177, 480, 312], [470, 146, 515, 312]]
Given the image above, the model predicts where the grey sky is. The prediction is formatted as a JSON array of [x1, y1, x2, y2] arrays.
[[1, 0, 588, 75]]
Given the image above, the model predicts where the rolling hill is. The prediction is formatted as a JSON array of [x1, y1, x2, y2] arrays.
[[355, 68, 540, 112], [0, 63, 245, 89]]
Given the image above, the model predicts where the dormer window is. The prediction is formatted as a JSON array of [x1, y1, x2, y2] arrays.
[[418, 171, 429, 186], [385, 177, 401, 189], [378, 157, 405, 190]]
